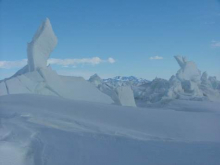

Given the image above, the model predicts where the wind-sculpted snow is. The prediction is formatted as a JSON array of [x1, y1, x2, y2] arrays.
[[89, 55, 220, 106], [0, 18, 220, 106], [133, 56, 220, 105], [174, 56, 201, 82], [27, 18, 58, 72], [116, 86, 136, 107], [0, 94, 220, 165], [0, 18, 113, 104]]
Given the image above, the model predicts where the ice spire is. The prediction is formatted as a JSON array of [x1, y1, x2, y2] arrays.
[[27, 18, 58, 72]]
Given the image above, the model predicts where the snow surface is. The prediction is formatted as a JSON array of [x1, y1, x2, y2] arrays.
[[0, 94, 220, 165], [1, 17, 220, 165]]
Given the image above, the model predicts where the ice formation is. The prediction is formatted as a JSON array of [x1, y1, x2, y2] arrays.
[[133, 56, 220, 105], [0, 18, 113, 104], [89, 74, 136, 107], [116, 86, 136, 107], [174, 56, 201, 82], [164, 56, 220, 101], [27, 18, 58, 72], [101, 56, 219, 106], [0, 18, 219, 106]]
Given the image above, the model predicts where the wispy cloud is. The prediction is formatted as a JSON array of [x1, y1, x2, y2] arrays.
[[0, 57, 116, 69], [149, 56, 163, 60], [107, 57, 116, 64], [211, 41, 220, 48], [0, 59, 27, 69], [48, 57, 115, 67]]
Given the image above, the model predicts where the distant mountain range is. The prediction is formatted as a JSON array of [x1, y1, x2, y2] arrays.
[[103, 76, 149, 87]]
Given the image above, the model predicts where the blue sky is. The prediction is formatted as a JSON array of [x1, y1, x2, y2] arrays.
[[0, 0, 220, 80]]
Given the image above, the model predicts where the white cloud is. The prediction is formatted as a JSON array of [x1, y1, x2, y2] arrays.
[[107, 57, 116, 64], [0, 59, 27, 69], [0, 57, 115, 69], [47, 57, 115, 66], [211, 41, 220, 48], [149, 56, 163, 60]]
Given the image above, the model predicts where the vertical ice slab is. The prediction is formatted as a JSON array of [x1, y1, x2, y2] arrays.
[[27, 18, 58, 71], [0, 81, 8, 96], [116, 86, 136, 107]]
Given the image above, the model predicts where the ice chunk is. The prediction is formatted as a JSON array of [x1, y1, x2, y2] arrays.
[[24, 70, 45, 82], [89, 74, 137, 106], [27, 18, 58, 71], [181, 80, 203, 96], [201, 72, 212, 87], [17, 75, 39, 93], [174, 56, 201, 82], [37, 67, 65, 97], [0, 81, 8, 96], [116, 86, 136, 107], [209, 76, 220, 90], [5, 77, 31, 94], [98, 84, 121, 105], [166, 76, 183, 99]]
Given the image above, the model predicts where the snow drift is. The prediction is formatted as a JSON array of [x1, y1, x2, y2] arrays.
[[0, 94, 220, 165]]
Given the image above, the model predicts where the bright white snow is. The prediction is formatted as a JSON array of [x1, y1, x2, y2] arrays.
[[0, 17, 220, 165], [0, 94, 220, 165]]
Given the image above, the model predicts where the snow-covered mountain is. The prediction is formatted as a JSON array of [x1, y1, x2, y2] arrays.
[[103, 76, 149, 87], [89, 56, 220, 107], [89, 74, 137, 107]]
